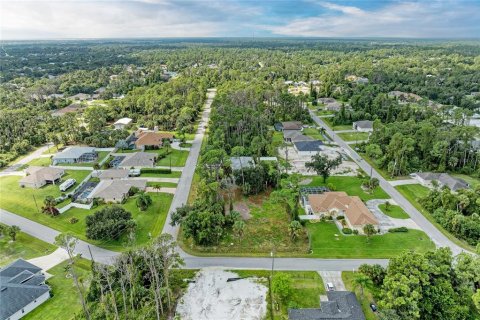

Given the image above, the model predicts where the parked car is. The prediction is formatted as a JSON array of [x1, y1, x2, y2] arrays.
[[129, 168, 141, 177], [326, 282, 335, 291], [370, 303, 377, 312]]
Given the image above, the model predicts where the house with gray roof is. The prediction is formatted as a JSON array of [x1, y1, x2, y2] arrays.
[[288, 291, 365, 320], [230, 157, 255, 171], [19, 166, 64, 188], [284, 130, 313, 143], [410, 172, 469, 192], [118, 152, 156, 168], [0, 259, 50, 320], [293, 140, 323, 156], [52, 146, 98, 165], [352, 120, 373, 132], [97, 168, 129, 180], [87, 179, 147, 203]]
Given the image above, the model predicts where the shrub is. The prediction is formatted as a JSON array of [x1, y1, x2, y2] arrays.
[[69, 217, 79, 224], [388, 227, 408, 233], [336, 215, 345, 220], [327, 183, 336, 191], [140, 168, 172, 174], [325, 216, 333, 220], [86, 205, 135, 240], [353, 229, 359, 235], [342, 228, 353, 234]]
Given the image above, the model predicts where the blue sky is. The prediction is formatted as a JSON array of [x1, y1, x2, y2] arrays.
[[1, 0, 479, 39]]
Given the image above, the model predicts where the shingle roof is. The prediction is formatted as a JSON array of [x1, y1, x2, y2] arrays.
[[288, 291, 365, 320], [353, 120, 373, 129], [414, 172, 469, 191], [98, 169, 129, 180], [88, 179, 147, 201], [281, 121, 303, 130], [119, 152, 156, 167], [20, 166, 64, 185], [0, 259, 49, 320], [53, 146, 96, 160], [230, 157, 255, 171], [135, 132, 173, 147], [294, 140, 323, 152]]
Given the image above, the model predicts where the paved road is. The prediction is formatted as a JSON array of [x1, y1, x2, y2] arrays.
[[309, 110, 466, 255], [1, 143, 53, 173]]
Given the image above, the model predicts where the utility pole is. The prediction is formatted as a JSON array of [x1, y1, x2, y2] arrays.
[[269, 249, 275, 320], [32, 194, 40, 213]]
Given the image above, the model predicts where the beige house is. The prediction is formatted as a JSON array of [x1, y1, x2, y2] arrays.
[[19, 167, 65, 189], [305, 192, 378, 232]]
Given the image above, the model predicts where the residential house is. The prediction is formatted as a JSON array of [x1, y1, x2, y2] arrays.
[[288, 291, 365, 320], [69, 93, 91, 101], [0, 259, 51, 320], [352, 120, 373, 132], [293, 140, 323, 156], [51, 103, 84, 117], [284, 130, 313, 143], [87, 179, 147, 203], [230, 157, 255, 171], [281, 121, 303, 131], [19, 166, 64, 188], [97, 168, 129, 180], [118, 152, 156, 168], [52, 147, 97, 165], [113, 117, 132, 130], [126, 130, 174, 150], [304, 192, 378, 232], [410, 172, 469, 192], [388, 91, 422, 104]]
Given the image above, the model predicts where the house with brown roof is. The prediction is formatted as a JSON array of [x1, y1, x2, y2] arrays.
[[19, 167, 65, 188], [305, 192, 378, 233], [127, 130, 174, 150]]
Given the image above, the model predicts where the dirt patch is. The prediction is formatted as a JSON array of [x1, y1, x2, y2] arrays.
[[234, 202, 252, 220]]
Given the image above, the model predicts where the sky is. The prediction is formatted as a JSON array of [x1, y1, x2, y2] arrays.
[[1, 0, 479, 40]]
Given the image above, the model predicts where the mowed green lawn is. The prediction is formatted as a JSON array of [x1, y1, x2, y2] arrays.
[[395, 184, 475, 251], [323, 118, 353, 131], [378, 203, 409, 219], [0, 170, 90, 211], [140, 170, 182, 178], [0, 226, 56, 265], [307, 222, 435, 258], [338, 131, 370, 142], [452, 174, 480, 187], [27, 156, 52, 167], [307, 176, 389, 201], [146, 181, 178, 188], [148, 148, 189, 167], [303, 127, 325, 141], [24, 259, 92, 320]]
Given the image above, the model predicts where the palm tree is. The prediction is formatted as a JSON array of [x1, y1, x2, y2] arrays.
[[289, 221, 302, 241], [162, 139, 172, 169], [8, 225, 20, 241], [42, 196, 59, 216], [136, 192, 152, 211], [363, 224, 377, 242], [353, 273, 372, 297]]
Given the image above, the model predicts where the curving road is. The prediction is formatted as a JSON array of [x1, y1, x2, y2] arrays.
[[309, 110, 465, 255]]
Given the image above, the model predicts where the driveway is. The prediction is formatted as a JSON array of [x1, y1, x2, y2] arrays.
[[1, 143, 53, 173], [318, 271, 346, 291], [27, 248, 69, 272], [366, 199, 421, 233]]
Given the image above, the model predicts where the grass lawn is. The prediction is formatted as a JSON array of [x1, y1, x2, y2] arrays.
[[338, 132, 370, 142], [0, 226, 56, 265], [303, 127, 325, 141], [24, 259, 92, 320], [179, 191, 310, 257], [323, 118, 353, 131], [395, 184, 475, 251], [148, 148, 189, 167], [146, 181, 178, 188], [140, 171, 182, 178], [56, 151, 110, 167], [26, 157, 52, 167], [233, 270, 325, 320], [342, 271, 379, 320], [452, 174, 480, 187], [307, 176, 389, 201], [307, 221, 435, 258], [179, 142, 193, 148], [378, 203, 409, 219], [42, 144, 64, 155], [0, 170, 90, 210]]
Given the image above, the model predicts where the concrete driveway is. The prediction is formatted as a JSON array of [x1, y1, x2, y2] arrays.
[[318, 271, 346, 291], [366, 200, 422, 233]]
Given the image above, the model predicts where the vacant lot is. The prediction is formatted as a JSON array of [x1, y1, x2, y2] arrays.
[[27, 157, 52, 167], [338, 131, 370, 142], [303, 127, 325, 141], [0, 225, 56, 265], [307, 176, 389, 201], [378, 203, 409, 219], [307, 221, 435, 258], [24, 259, 92, 320], [323, 118, 352, 131]]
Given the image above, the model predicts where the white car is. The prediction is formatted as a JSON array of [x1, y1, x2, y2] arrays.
[[327, 282, 335, 291]]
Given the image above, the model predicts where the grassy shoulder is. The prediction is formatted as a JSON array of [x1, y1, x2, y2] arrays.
[[395, 184, 476, 252], [378, 203, 409, 219], [0, 226, 56, 265], [24, 258, 92, 320], [233, 270, 325, 320], [342, 271, 379, 320], [338, 132, 370, 142], [140, 171, 182, 178], [322, 117, 352, 131], [307, 176, 389, 201], [307, 221, 435, 258], [146, 181, 178, 188]]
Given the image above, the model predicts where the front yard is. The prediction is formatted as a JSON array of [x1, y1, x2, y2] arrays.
[[147, 148, 189, 167], [307, 176, 389, 201], [0, 225, 56, 265], [378, 203, 409, 219], [307, 221, 435, 258]]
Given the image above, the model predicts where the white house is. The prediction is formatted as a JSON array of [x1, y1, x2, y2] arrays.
[[352, 120, 373, 132], [410, 172, 469, 192], [113, 117, 132, 130], [0, 259, 51, 320]]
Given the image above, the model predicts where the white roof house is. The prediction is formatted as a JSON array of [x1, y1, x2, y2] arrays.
[[352, 120, 374, 132], [113, 118, 133, 130], [87, 179, 147, 203], [52, 147, 97, 165]]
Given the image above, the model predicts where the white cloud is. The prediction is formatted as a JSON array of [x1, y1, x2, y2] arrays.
[[266, 1, 479, 38]]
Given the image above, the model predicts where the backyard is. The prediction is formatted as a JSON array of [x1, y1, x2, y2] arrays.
[[0, 225, 56, 265], [307, 176, 389, 201], [24, 259, 92, 320], [307, 221, 435, 258]]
